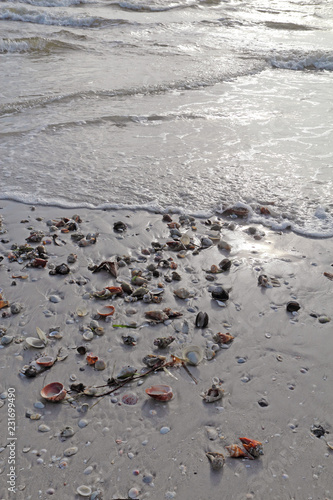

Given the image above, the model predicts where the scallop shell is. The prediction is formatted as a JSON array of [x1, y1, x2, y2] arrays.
[[145, 384, 173, 401], [183, 345, 203, 366], [40, 382, 66, 402], [25, 337, 46, 349]]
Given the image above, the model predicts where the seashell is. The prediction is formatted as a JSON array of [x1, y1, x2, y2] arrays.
[[131, 275, 148, 286], [210, 286, 229, 301], [218, 240, 231, 252], [173, 288, 191, 299], [206, 451, 225, 470], [64, 446, 78, 457], [60, 426, 75, 439], [149, 287, 164, 296], [25, 337, 46, 349], [286, 301, 300, 312], [122, 334, 137, 346], [180, 233, 190, 245], [76, 485, 92, 497], [77, 345, 87, 355], [122, 392, 138, 405], [153, 336, 175, 349], [145, 384, 173, 401], [131, 286, 149, 298], [86, 353, 98, 365], [36, 356, 56, 368], [121, 282, 134, 295], [145, 310, 168, 322], [258, 274, 269, 287], [105, 286, 123, 295], [212, 332, 234, 345], [142, 354, 166, 367], [195, 311, 209, 328], [226, 444, 250, 459], [97, 305, 115, 317], [36, 327, 47, 342], [183, 345, 203, 366], [201, 381, 224, 403], [113, 221, 127, 232], [239, 437, 264, 457], [163, 308, 183, 318], [219, 258, 232, 272], [76, 307, 88, 317], [40, 382, 67, 402], [116, 365, 137, 380]]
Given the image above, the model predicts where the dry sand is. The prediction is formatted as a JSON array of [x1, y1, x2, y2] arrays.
[[0, 200, 332, 500]]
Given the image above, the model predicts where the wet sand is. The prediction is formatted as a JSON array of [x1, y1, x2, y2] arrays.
[[0, 200, 332, 500]]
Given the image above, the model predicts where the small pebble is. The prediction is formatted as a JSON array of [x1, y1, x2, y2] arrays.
[[160, 426, 171, 434], [64, 446, 78, 457], [46, 488, 55, 495], [84, 465, 93, 475], [78, 419, 88, 428], [128, 487, 140, 499], [237, 357, 246, 364], [318, 315, 331, 324], [34, 401, 45, 409], [38, 424, 50, 433], [49, 295, 61, 303]]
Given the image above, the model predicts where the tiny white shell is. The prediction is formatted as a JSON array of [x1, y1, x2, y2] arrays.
[[76, 485, 92, 497]]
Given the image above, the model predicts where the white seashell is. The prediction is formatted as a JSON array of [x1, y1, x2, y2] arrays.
[[25, 337, 46, 349], [76, 485, 92, 497], [64, 446, 78, 457], [183, 345, 203, 366], [36, 327, 47, 342]]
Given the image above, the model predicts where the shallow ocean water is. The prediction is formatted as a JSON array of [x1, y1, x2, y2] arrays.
[[1, 0, 333, 236]]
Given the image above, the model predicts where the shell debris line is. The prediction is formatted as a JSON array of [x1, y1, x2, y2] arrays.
[[0, 203, 332, 497]]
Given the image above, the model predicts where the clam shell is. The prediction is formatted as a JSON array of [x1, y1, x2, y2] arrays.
[[183, 345, 203, 366], [25, 337, 46, 349], [97, 305, 115, 317], [195, 311, 209, 328], [36, 356, 56, 368], [76, 485, 92, 497], [145, 384, 173, 401], [40, 382, 66, 402]]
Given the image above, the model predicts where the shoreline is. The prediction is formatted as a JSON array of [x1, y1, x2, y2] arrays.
[[0, 200, 332, 500]]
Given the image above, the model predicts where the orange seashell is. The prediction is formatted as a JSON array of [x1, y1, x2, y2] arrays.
[[145, 384, 173, 401], [97, 305, 115, 317], [40, 382, 66, 402], [213, 332, 234, 345], [36, 356, 56, 368], [0, 300, 9, 310], [260, 206, 270, 215], [86, 353, 98, 365], [239, 437, 264, 457], [105, 286, 123, 295], [210, 265, 220, 274], [226, 444, 250, 459]]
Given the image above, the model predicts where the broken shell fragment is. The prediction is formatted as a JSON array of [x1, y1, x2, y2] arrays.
[[145, 384, 173, 401], [86, 353, 98, 365], [206, 451, 225, 470], [183, 345, 203, 366], [195, 311, 209, 328], [212, 332, 234, 345], [142, 354, 166, 367], [153, 336, 175, 349], [145, 310, 168, 322], [116, 365, 137, 380], [173, 287, 192, 299], [226, 444, 251, 459], [201, 380, 224, 403], [40, 382, 67, 402], [239, 437, 264, 457]]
